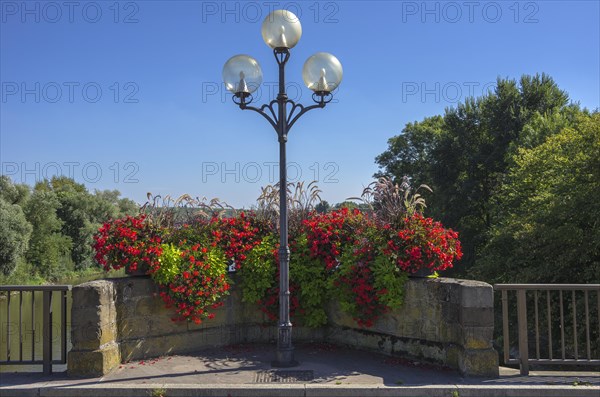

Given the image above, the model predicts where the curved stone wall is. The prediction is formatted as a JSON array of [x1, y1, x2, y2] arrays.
[[68, 276, 498, 378]]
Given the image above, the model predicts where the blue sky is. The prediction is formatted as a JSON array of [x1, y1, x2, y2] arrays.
[[1, 0, 599, 208]]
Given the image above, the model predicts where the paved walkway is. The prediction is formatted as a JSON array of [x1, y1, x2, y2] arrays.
[[1, 343, 598, 396]]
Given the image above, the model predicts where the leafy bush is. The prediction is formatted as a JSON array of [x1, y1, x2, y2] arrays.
[[326, 209, 408, 327], [94, 183, 463, 328], [238, 235, 277, 305], [154, 244, 229, 324], [153, 243, 183, 285], [0, 199, 32, 275]]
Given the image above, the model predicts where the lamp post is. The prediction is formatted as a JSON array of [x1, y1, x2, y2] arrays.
[[222, 10, 343, 367]]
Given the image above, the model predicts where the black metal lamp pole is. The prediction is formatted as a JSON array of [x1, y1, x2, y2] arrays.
[[223, 9, 342, 367], [232, 48, 332, 367]]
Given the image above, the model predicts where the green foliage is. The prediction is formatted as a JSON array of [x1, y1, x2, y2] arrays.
[[322, 209, 414, 327], [0, 175, 30, 206], [0, 175, 138, 283], [375, 73, 575, 277], [315, 200, 331, 214], [51, 176, 139, 271], [371, 254, 408, 309], [97, 188, 461, 328], [23, 185, 73, 279], [154, 244, 183, 285], [290, 234, 329, 327], [0, 198, 32, 275], [149, 243, 229, 324], [151, 387, 167, 397], [473, 112, 600, 283], [92, 189, 139, 219], [375, 115, 444, 188], [202, 248, 228, 283], [52, 177, 96, 270], [238, 236, 276, 304], [333, 200, 359, 210], [0, 258, 46, 285], [164, 222, 213, 248]]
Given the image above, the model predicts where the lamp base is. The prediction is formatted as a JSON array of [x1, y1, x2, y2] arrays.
[[271, 359, 299, 368], [272, 348, 298, 368]]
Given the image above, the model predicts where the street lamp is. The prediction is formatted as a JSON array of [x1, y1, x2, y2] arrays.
[[222, 9, 343, 367]]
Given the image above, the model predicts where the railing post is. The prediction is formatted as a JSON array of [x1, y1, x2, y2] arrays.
[[516, 289, 529, 375], [42, 290, 52, 375], [61, 290, 68, 363], [501, 290, 509, 365], [6, 291, 11, 362]]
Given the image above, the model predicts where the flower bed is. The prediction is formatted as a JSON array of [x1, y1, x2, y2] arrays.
[[93, 179, 462, 328]]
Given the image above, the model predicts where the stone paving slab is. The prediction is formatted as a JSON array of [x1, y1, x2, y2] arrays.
[[1, 343, 598, 397]]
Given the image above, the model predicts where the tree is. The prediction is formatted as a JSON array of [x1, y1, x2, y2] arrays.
[[23, 184, 72, 278], [0, 198, 32, 275], [315, 200, 331, 213], [472, 112, 599, 283], [1, 175, 138, 280], [91, 189, 139, 220], [0, 175, 30, 206], [49, 177, 96, 270], [375, 73, 571, 275], [375, 115, 444, 189], [333, 201, 358, 210], [49, 177, 139, 270]]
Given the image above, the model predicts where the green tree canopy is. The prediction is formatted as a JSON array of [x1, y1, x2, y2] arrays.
[[0, 175, 30, 206], [0, 198, 32, 275], [47, 177, 140, 270], [23, 184, 72, 278], [376, 73, 578, 276], [315, 200, 331, 214], [0, 175, 139, 281], [472, 112, 600, 283]]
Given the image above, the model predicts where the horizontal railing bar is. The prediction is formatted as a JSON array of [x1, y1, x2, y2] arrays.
[[0, 285, 71, 292], [527, 359, 600, 365], [0, 360, 65, 365], [505, 358, 600, 365], [496, 283, 600, 375], [494, 284, 600, 291]]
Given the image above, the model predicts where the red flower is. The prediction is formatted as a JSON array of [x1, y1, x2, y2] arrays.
[[92, 215, 163, 274]]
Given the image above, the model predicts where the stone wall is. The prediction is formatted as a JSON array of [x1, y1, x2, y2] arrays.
[[326, 278, 498, 377], [68, 276, 498, 378]]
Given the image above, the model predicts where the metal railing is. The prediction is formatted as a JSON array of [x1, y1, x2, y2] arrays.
[[495, 284, 600, 375], [0, 285, 71, 374]]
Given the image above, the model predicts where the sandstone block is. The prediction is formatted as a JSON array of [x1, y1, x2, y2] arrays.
[[67, 342, 120, 377], [458, 347, 499, 378]]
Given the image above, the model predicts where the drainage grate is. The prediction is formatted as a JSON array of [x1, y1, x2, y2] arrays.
[[255, 370, 314, 383]]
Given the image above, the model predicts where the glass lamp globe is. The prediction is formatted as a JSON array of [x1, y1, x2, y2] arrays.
[[302, 52, 343, 93], [222, 55, 263, 95], [261, 9, 302, 49]]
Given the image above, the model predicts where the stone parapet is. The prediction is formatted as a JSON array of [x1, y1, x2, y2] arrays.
[[68, 280, 121, 377], [68, 276, 498, 378]]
